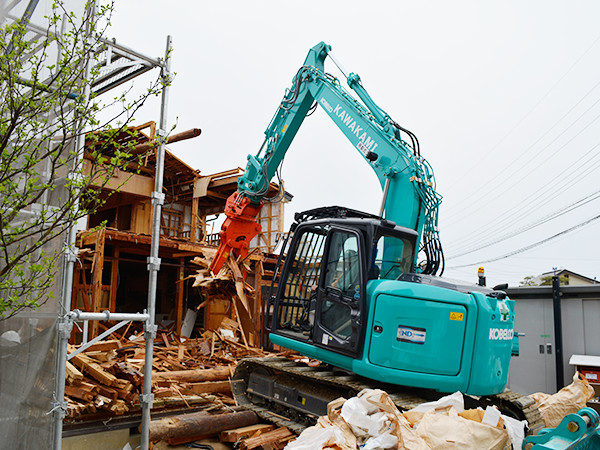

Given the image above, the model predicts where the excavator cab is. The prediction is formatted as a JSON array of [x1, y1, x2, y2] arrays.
[[266, 207, 516, 398], [270, 207, 417, 359]]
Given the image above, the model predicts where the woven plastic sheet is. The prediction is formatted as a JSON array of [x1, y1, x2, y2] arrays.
[[0, 314, 58, 449]]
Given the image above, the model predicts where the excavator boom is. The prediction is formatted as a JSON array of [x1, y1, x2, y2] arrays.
[[210, 41, 442, 275]]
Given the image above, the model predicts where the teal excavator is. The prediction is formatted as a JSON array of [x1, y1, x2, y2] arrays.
[[209, 42, 546, 436]]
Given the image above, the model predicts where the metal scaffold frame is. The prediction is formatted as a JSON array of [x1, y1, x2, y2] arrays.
[[53, 39, 172, 450]]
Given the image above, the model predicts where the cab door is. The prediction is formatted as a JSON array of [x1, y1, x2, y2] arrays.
[[313, 228, 365, 357]]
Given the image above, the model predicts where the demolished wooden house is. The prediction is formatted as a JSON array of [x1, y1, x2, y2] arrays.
[[63, 121, 298, 447], [71, 121, 289, 346]]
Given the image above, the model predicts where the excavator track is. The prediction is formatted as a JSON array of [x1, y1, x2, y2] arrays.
[[232, 357, 546, 436]]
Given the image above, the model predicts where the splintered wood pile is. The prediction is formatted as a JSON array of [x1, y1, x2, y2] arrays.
[[64, 249, 301, 447], [64, 321, 275, 420], [64, 326, 300, 448], [190, 250, 262, 347]]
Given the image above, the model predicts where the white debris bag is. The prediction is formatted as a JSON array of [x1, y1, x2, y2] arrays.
[[285, 388, 528, 450], [362, 432, 399, 449], [341, 395, 390, 438], [284, 426, 347, 450], [502, 413, 528, 450], [409, 391, 464, 413]]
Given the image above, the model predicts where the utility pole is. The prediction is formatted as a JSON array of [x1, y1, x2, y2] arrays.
[[552, 275, 564, 391]]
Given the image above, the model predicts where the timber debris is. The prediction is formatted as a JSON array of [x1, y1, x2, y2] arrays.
[[64, 324, 274, 420]]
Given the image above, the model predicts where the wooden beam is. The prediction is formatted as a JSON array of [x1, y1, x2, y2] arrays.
[[130, 128, 201, 155], [83, 159, 154, 197], [152, 366, 231, 382], [203, 174, 239, 189], [79, 229, 214, 253], [171, 251, 201, 258], [205, 189, 229, 200]]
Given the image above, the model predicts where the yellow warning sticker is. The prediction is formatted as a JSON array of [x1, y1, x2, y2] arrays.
[[450, 312, 464, 321], [282, 124, 288, 134]]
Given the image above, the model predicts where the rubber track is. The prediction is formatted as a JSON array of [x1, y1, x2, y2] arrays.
[[233, 357, 545, 436]]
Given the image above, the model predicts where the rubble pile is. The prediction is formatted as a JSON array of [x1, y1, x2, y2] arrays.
[[64, 324, 269, 420]]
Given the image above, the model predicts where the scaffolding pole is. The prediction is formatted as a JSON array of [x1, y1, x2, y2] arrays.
[[52, 3, 96, 448], [49, 15, 171, 449], [140, 34, 172, 450]]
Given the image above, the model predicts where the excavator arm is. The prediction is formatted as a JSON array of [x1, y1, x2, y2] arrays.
[[210, 42, 443, 275]]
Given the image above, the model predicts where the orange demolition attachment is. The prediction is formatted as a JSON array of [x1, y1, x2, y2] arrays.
[[209, 192, 263, 275]]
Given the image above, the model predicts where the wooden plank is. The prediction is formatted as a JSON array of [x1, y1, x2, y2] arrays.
[[65, 385, 94, 403], [230, 295, 249, 349], [85, 339, 122, 352], [240, 427, 294, 450], [220, 424, 275, 442], [234, 295, 255, 348], [183, 380, 231, 395], [228, 256, 251, 314], [70, 353, 119, 387], [95, 384, 118, 401], [84, 349, 117, 361], [65, 361, 84, 384]]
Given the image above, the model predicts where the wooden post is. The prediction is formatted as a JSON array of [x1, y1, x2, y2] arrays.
[[91, 228, 105, 338], [109, 246, 120, 313], [176, 257, 184, 335], [190, 197, 199, 242], [71, 265, 81, 311]]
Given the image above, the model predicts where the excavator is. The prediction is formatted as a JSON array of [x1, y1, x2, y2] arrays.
[[208, 42, 545, 437]]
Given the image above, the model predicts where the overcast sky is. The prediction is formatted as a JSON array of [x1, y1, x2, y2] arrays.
[[108, 1, 600, 287]]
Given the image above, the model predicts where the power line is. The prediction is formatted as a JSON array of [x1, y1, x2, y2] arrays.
[[447, 212, 600, 269], [445, 139, 600, 252], [446, 188, 600, 259]]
